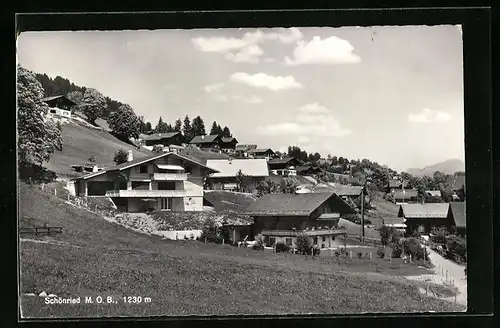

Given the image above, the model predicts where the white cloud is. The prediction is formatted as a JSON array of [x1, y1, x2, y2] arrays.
[[408, 108, 452, 123], [256, 103, 351, 138], [230, 72, 302, 91], [203, 83, 224, 93], [297, 136, 311, 144], [284, 36, 361, 65], [192, 28, 303, 64]]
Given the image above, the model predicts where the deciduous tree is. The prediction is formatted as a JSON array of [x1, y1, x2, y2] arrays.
[[78, 88, 107, 125], [17, 65, 63, 166], [107, 104, 141, 140], [113, 149, 129, 165]]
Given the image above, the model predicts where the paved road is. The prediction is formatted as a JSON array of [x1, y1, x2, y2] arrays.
[[426, 247, 467, 306]]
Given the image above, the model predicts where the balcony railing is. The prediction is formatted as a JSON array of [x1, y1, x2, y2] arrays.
[[260, 228, 347, 237], [105, 189, 186, 198], [152, 173, 188, 181]]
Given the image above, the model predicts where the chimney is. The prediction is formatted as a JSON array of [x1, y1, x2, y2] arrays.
[[127, 150, 133, 162]]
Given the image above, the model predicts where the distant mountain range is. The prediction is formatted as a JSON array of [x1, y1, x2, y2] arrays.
[[406, 159, 465, 177]]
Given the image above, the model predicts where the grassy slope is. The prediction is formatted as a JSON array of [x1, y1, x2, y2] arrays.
[[203, 190, 257, 212], [19, 183, 463, 318], [44, 120, 152, 178]]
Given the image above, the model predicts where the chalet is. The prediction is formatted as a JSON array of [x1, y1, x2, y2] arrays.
[[245, 192, 356, 249], [234, 144, 257, 157], [267, 157, 301, 176], [142, 132, 184, 147], [70, 150, 218, 213], [189, 135, 222, 150], [391, 189, 418, 204], [205, 158, 269, 192], [398, 202, 466, 236], [296, 165, 322, 176], [42, 95, 76, 118], [220, 137, 239, 152], [387, 178, 409, 193], [247, 148, 275, 160]]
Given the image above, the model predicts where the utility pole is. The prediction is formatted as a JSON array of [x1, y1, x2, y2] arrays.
[[361, 184, 365, 241]]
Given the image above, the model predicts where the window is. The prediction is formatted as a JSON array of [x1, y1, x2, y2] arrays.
[[321, 244, 325, 249], [313, 237, 318, 245], [269, 237, 276, 246], [322, 236, 326, 242], [332, 236, 336, 241], [285, 238, 292, 246], [161, 198, 172, 210], [158, 181, 175, 190], [139, 165, 148, 174]]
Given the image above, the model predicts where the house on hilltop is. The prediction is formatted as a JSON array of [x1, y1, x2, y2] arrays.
[[296, 165, 322, 176], [189, 134, 222, 150], [398, 202, 466, 236], [205, 158, 269, 192], [267, 157, 301, 176], [247, 148, 276, 160], [387, 178, 409, 193], [220, 137, 238, 153], [245, 192, 356, 249], [142, 132, 184, 147], [70, 150, 218, 212], [42, 95, 76, 118], [391, 189, 418, 204]]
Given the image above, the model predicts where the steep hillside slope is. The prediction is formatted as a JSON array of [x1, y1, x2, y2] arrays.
[[44, 118, 152, 178], [19, 183, 462, 317]]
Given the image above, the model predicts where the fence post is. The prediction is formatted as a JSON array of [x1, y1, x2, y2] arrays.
[[205, 237, 207, 243], [67, 194, 70, 201], [349, 250, 352, 259], [369, 252, 372, 260], [41, 183, 44, 190], [222, 239, 224, 245], [446, 270, 448, 283], [54, 189, 57, 197]]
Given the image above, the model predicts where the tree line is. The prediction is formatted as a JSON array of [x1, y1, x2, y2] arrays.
[[148, 116, 233, 142]]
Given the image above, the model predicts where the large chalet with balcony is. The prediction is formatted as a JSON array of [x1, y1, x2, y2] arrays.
[[70, 151, 218, 212]]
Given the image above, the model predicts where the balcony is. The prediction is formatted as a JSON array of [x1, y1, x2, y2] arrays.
[[105, 189, 186, 198], [260, 228, 347, 237], [152, 173, 188, 181]]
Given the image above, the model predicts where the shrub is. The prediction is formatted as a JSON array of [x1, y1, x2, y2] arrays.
[[200, 218, 222, 244], [190, 233, 194, 240], [391, 242, 403, 258], [334, 250, 341, 257], [275, 242, 290, 253], [403, 237, 428, 260], [377, 246, 385, 258], [430, 226, 448, 244], [252, 243, 263, 251], [379, 225, 395, 246], [253, 234, 265, 250], [312, 246, 321, 256], [295, 234, 312, 255], [446, 235, 466, 262], [357, 252, 364, 259], [113, 148, 128, 165]]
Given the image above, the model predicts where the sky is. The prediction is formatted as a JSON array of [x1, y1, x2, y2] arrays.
[[17, 25, 464, 172]]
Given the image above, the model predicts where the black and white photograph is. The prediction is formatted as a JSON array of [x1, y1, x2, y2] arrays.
[[17, 23, 468, 318]]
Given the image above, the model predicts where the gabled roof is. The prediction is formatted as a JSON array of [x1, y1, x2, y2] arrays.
[[267, 157, 299, 165], [235, 144, 257, 151], [398, 203, 450, 218], [245, 192, 355, 217], [248, 148, 274, 154], [142, 132, 181, 141], [41, 95, 76, 105], [449, 202, 466, 228], [73, 152, 218, 180], [206, 159, 269, 178], [389, 179, 409, 188], [189, 135, 221, 144], [393, 189, 418, 199], [221, 137, 238, 143], [329, 185, 364, 197]]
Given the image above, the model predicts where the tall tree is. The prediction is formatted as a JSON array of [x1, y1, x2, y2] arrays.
[[66, 90, 84, 108], [165, 123, 174, 133], [17, 65, 63, 166], [78, 88, 107, 125], [107, 104, 141, 140], [182, 115, 193, 141], [222, 126, 232, 138], [191, 116, 206, 136], [217, 124, 223, 135], [145, 122, 152, 134], [174, 118, 182, 132], [155, 116, 169, 133], [210, 121, 219, 135]]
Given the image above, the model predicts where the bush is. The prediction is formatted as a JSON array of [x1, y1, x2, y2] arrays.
[[446, 235, 466, 262], [391, 242, 403, 258], [275, 242, 290, 253], [357, 252, 364, 259], [403, 237, 428, 260], [200, 218, 223, 244], [252, 243, 263, 251], [377, 246, 385, 258], [430, 226, 448, 244], [312, 246, 321, 256], [379, 225, 395, 246], [253, 234, 265, 250], [113, 148, 128, 165], [295, 233, 312, 255]]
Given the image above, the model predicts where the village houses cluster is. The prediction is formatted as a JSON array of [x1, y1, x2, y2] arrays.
[[46, 95, 466, 249]]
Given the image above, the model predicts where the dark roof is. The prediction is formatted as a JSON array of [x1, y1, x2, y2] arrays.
[[245, 192, 355, 217], [393, 189, 418, 199], [248, 148, 274, 154], [267, 157, 299, 165], [449, 202, 466, 228], [221, 137, 238, 143], [73, 152, 218, 180], [142, 132, 181, 141], [41, 95, 77, 106], [190, 135, 221, 144]]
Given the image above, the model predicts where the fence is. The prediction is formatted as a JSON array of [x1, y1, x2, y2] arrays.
[[19, 226, 63, 235]]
